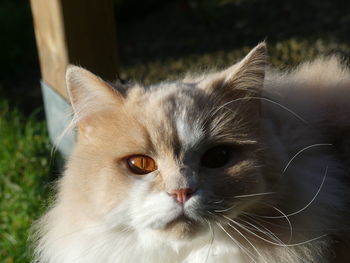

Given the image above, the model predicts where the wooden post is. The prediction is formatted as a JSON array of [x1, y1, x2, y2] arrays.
[[30, 0, 118, 156]]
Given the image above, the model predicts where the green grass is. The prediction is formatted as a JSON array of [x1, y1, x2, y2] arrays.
[[117, 0, 350, 85], [120, 39, 350, 85], [0, 101, 53, 263]]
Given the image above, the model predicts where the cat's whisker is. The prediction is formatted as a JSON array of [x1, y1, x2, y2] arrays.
[[224, 213, 284, 244], [204, 219, 215, 263], [234, 192, 276, 199], [245, 212, 350, 232], [214, 203, 237, 213], [206, 197, 238, 213], [225, 218, 267, 262], [237, 216, 281, 241], [241, 213, 290, 239], [242, 209, 315, 260], [223, 214, 284, 247], [212, 199, 225, 204], [207, 198, 231, 207], [216, 222, 258, 263], [211, 96, 310, 126], [248, 166, 328, 219], [283, 144, 333, 174], [240, 218, 303, 261], [240, 214, 305, 262], [224, 214, 285, 246], [254, 202, 294, 243], [241, 211, 290, 230], [234, 216, 306, 263], [207, 211, 223, 222], [228, 217, 327, 247], [281, 164, 327, 218], [211, 192, 275, 213]]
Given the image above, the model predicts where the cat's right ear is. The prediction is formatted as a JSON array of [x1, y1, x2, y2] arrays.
[[201, 43, 266, 101], [66, 65, 124, 131]]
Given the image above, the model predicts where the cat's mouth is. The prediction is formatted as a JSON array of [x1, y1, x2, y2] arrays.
[[162, 213, 202, 237], [157, 205, 207, 238], [166, 214, 191, 226]]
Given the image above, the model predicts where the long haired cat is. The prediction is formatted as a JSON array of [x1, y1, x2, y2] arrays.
[[33, 43, 350, 263]]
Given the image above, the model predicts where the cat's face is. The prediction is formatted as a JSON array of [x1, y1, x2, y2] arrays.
[[64, 43, 270, 240]]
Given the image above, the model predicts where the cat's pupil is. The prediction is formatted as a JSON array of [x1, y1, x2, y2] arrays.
[[200, 145, 231, 168]]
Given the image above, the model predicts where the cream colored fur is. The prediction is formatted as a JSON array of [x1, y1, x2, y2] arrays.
[[33, 43, 350, 263]]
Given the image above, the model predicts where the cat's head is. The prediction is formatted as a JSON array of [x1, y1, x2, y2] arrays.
[[63, 43, 272, 241]]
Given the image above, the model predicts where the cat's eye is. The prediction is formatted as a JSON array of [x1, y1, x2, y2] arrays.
[[200, 145, 231, 168], [127, 155, 157, 175]]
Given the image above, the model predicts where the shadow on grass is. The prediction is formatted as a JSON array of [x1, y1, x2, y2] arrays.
[[118, 0, 350, 67]]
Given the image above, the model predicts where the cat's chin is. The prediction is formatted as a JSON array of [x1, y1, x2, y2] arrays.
[[136, 220, 209, 252], [156, 215, 206, 240]]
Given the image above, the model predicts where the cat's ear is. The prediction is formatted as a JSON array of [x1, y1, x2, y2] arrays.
[[66, 65, 123, 129], [205, 42, 266, 100], [223, 42, 266, 93]]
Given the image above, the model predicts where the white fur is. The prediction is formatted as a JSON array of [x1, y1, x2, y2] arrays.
[[34, 175, 244, 263], [176, 118, 203, 150]]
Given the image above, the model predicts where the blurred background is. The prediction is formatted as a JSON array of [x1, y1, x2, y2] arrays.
[[1, 0, 350, 261]]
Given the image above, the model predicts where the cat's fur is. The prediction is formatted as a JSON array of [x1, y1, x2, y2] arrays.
[[33, 43, 350, 263]]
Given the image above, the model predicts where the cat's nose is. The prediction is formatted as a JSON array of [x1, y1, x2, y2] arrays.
[[168, 188, 194, 204]]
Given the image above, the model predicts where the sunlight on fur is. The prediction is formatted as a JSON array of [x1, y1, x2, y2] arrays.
[[33, 43, 350, 263]]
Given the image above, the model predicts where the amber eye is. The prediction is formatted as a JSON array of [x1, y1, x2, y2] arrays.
[[127, 155, 157, 175], [200, 145, 231, 168]]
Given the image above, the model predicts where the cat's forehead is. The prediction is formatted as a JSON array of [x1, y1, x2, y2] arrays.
[[125, 82, 210, 156], [159, 84, 208, 151]]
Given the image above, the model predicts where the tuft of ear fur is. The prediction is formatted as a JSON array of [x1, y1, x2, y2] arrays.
[[198, 43, 267, 122], [223, 42, 266, 93], [203, 42, 267, 102], [66, 65, 123, 128]]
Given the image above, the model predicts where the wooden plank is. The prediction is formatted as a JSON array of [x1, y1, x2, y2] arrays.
[[30, 0, 118, 99], [30, 0, 69, 97]]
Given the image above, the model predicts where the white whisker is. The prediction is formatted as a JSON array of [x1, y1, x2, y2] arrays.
[[211, 96, 310, 126], [237, 216, 282, 241], [216, 222, 258, 263], [228, 217, 327, 247], [213, 192, 275, 213], [234, 192, 276, 199], [213, 199, 225, 204], [204, 219, 215, 263], [235, 216, 307, 262], [226, 218, 267, 262], [214, 203, 237, 213], [251, 166, 328, 219], [283, 144, 332, 174], [253, 202, 294, 243]]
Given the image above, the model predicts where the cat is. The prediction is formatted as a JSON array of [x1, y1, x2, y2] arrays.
[[33, 43, 350, 263]]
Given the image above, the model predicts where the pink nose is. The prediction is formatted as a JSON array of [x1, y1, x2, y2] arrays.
[[168, 188, 194, 204]]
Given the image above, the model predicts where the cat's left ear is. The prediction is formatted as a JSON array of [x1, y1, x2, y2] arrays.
[[66, 65, 124, 129], [204, 42, 266, 100]]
